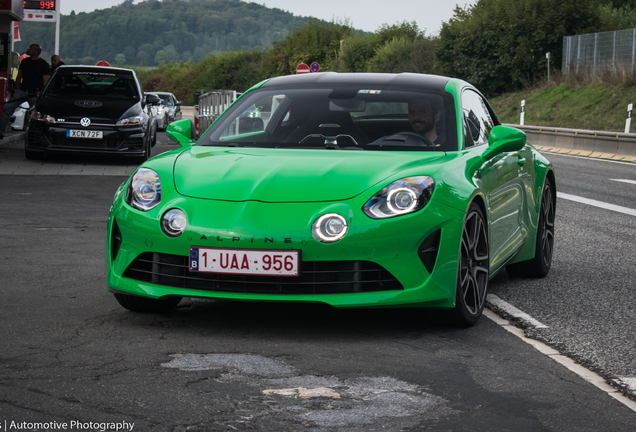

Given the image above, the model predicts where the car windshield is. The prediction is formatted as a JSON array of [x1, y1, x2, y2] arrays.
[[45, 70, 140, 100], [200, 86, 457, 152], [156, 94, 173, 105]]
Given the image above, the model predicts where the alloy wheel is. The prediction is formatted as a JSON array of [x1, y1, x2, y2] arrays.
[[540, 184, 555, 268], [459, 208, 489, 315]]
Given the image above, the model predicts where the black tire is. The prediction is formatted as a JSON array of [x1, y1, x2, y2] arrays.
[[114, 293, 182, 313], [448, 202, 489, 327], [506, 180, 555, 278], [131, 139, 151, 165], [25, 147, 44, 160]]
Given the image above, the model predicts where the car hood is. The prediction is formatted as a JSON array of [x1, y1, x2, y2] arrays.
[[173, 146, 447, 202], [36, 95, 140, 121]]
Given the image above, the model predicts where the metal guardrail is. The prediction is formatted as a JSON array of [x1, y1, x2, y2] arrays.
[[197, 90, 237, 133], [505, 123, 636, 161]]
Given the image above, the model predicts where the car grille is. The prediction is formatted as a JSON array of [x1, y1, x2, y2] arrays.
[[123, 252, 403, 295], [51, 134, 142, 149]]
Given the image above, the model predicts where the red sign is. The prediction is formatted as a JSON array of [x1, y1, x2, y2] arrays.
[[13, 21, 20, 42], [296, 63, 310, 74], [310, 62, 320, 73], [96, 60, 111, 67]]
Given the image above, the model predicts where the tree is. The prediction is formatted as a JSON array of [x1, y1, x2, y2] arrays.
[[434, 0, 603, 95], [115, 53, 126, 67]]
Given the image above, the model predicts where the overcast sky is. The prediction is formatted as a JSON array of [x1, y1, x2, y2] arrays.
[[58, 0, 477, 35]]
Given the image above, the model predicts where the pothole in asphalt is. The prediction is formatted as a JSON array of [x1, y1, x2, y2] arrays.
[[161, 353, 453, 429]]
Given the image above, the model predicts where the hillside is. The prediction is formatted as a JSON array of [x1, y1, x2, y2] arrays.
[[15, 0, 312, 66], [489, 82, 636, 133]]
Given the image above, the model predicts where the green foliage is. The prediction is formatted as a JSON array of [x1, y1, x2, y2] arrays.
[[15, 0, 309, 66], [435, 0, 603, 96], [598, 4, 636, 28], [338, 21, 435, 73], [262, 19, 355, 76], [137, 50, 268, 105], [489, 82, 636, 131]]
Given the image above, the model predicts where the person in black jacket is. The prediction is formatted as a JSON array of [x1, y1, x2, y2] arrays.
[[51, 54, 65, 72], [0, 43, 51, 140]]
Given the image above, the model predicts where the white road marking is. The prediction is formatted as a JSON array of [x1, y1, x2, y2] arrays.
[[615, 377, 636, 393], [610, 178, 636, 185], [486, 294, 548, 328], [484, 309, 636, 413], [558, 192, 636, 217]]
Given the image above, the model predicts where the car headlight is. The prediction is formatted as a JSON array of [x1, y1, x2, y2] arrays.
[[32, 112, 56, 123], [312, 213, 348, 243], [362, 176, 434, 219], [161, 209, 187, 237], [116, 115, 143, 126], [125, 168, 162, 211]]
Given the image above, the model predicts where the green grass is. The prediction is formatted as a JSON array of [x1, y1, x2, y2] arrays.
[[489, 82, 636, 132]]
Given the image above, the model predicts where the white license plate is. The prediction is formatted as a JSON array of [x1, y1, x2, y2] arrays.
[[189, 247, 299, 276], [66, 129, 103, 139]]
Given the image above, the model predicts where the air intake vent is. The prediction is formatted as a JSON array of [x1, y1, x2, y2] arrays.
[[123, 252, 403, 295]]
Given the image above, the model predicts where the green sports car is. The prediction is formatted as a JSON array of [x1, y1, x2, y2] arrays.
[[106, 73, 556, 326]]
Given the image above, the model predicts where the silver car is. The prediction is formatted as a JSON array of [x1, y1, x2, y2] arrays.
[[146, 91, 182, 131]]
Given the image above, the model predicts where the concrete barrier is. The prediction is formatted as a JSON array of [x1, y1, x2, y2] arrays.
[[504, 124, 636, 161]]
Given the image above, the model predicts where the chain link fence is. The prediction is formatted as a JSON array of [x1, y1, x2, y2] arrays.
[[562, 28, 636, 75]]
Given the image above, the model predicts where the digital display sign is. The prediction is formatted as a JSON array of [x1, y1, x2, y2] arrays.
[[23, 0, 55, 10]]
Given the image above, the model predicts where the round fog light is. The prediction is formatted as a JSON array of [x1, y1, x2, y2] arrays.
[[312, 213, 348, 243], [161, 209, 187, 237]]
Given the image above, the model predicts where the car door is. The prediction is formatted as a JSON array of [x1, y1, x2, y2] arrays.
[[462, 89, 526, 272]]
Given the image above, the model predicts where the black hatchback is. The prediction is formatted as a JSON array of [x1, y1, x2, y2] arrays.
[[25, 66, 160, 162]]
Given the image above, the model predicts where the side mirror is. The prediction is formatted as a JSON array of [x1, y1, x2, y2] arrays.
[[176, 100, 182, 106], [483, 125, 526, 159], [145, 94, 162, 106], [166, 119, 195, 147]]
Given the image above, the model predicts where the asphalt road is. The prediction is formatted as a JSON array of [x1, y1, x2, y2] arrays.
[[0, 136, 635, 431]]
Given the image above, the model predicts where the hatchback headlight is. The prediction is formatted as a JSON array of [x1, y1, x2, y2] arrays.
[[116, 115, 143, 126], [363, 176, 435, 219], [125, 168, 161, 211], [32, 112, 56, 123]]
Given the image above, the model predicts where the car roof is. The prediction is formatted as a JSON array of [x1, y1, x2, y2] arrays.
[[261, 72, 452, 91], [54, 65, 135, 74]]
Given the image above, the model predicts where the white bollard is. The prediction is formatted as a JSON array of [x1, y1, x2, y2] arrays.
[[520, 100, 525, 126], [625, 103, 633, 134]]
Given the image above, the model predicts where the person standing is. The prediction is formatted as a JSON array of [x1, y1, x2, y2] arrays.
[[50, 54, 65, 72], [0, 43, 51, 140]]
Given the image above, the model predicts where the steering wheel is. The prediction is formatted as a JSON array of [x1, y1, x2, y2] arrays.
[[395, 132, 436, 147]]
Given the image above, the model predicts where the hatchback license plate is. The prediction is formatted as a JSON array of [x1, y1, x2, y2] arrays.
[[67, 129, 103, 139], [189, 247, 299, 276]]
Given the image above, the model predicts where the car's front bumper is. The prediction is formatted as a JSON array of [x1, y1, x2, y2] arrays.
[[26, 122, 147, 156], [106, 183, 465, 309]]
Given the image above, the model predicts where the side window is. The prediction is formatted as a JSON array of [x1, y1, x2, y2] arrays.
[[461, 90, 494, 148]]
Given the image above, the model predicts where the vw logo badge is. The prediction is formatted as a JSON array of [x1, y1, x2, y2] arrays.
[[80, 117, 91, 128]]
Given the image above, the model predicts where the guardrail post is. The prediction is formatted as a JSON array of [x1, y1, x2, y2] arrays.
[[626, 103, 633, 134], [520, 100, 525, 126]]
